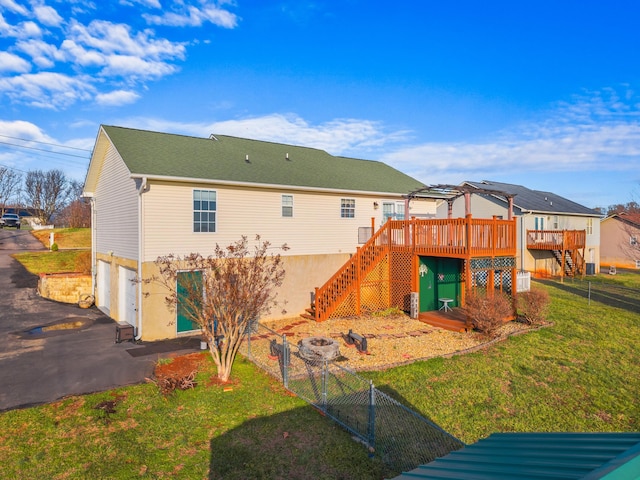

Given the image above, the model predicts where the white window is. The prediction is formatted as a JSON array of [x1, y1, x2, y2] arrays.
[[282, 195, 293, 217], [636, 260, 640, 269], [586, 218, 593, 235], [552, 215, 559, 229], [382, 202, 405, 223], [341, 198, 355, 218], [631, 236, 638, 246], [193, 189, 216, 232]]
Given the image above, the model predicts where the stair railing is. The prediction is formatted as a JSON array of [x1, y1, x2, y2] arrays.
[[313, 221, 395, 321]]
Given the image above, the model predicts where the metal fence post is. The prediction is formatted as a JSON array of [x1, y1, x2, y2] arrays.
[[321, 361, 328, 412], [282, 334, 289, 389], [368, 380, 376, 449]]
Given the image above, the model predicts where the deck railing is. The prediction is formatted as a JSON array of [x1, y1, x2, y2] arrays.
[[313, 216, 516, 321], [526, 230, 586, 250]]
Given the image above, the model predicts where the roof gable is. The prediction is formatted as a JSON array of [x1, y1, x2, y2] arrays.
[[464, 180, 601, 216], [97, 125, 425, 195]]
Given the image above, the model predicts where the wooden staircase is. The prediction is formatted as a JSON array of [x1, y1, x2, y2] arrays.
[[552, 248, 585, 277], [303, 222, 394, 321]]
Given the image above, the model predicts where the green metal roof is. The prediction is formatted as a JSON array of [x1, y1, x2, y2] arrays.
[[393, 432, 640, 480], [100, 125, 425, 194]]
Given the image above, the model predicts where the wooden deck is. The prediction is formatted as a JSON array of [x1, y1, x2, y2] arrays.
[[418, 308, 471, 333]]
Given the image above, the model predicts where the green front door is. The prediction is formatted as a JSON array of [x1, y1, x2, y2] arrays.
[[177, 271, 202, 333], [419, 257, 462, 312]]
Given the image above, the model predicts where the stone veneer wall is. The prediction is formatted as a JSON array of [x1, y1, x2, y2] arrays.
[[38, 273, 92, 305]]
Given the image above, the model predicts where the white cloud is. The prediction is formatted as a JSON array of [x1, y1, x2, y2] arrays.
[[121, 0, 161, 8], [0, 51, 31, 73], [16, 39, 64, 68], [0, 72, 95, 109], [100, 54, 179, 78], [67, 20, 186, 59], [0, 119, 52, 142], [0, 0, 29, 15], [380, 87, 640, 185], [33, 5, 63, 27], [143, 1, 238, 28], [95, 89, 140, 106], [116, 113, 411, 156]]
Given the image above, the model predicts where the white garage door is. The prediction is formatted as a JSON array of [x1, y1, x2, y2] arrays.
[[97, 260, 111, 314], [119, 266, 137, 327]]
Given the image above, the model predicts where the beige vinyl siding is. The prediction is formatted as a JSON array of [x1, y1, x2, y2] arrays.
[[142, 181, 426, 260], [94, 145, 139, 260]]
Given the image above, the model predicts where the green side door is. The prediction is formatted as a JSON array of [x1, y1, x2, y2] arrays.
[[177, 271, 202, 333], [419, 257, 438, 311]]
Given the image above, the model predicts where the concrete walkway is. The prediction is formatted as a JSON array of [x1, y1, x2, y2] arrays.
[[0, 229, 199, 411]]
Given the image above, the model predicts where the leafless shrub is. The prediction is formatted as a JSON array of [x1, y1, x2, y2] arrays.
[[463, 291, 513, 339], [517, 288, 550, 325]]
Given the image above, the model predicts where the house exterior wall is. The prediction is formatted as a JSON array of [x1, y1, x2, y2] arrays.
[[140, 180, 436, 260], [140, 252, 351, 340], [93, 145, 139, 260], [600, 217, 640, 269]]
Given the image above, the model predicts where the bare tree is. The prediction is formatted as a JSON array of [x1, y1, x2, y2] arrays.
[[23, 169, 71, 225], [0, 167, 22, 214], [151, 236, 288, 382], [55, 180, 91, 228]]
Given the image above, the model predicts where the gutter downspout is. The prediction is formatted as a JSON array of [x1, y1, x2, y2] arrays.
[[90, 196, 96, 297], [135, 177, 148, 340]]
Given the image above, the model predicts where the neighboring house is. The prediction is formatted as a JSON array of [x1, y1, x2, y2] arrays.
[[600, 213, 640, 270], [82, 125, 437, 341], [436, 181, 602, 278]]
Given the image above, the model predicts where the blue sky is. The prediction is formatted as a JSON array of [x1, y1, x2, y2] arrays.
[[1, 0, 639, 209]]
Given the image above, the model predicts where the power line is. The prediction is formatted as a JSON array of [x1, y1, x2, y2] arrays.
[[0, 134, 92, 152], [0, 140, 90, 159]]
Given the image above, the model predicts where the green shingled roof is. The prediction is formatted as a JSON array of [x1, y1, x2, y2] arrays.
[[102, 125, 425, 194]]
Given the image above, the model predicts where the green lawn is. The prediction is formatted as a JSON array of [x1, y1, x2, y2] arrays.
[[30, 227, 91, 250], [0, 273, 638, 478], [13, 228, 92, 274]]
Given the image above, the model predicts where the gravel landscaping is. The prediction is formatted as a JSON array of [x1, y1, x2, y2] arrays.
[[260, 314, 535, 371]]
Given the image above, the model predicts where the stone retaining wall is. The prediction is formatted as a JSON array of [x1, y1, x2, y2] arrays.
[[38, 273, 92, 305]]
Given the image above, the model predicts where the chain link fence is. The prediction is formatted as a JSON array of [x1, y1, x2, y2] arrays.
[[240, 322, 465, 473]]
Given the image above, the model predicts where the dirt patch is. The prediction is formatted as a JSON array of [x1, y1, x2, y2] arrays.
[[154, 352, 209, 382]]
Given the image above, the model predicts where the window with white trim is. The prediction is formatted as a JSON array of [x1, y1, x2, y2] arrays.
[[282, 195, 293, 217], [193, 189, 216, 232], [586, 218, 593, 235], [382, 202, 405, 222], [631, 235, 638, 246], [341, 198, 355, 218], [636, 260, 640, 269]]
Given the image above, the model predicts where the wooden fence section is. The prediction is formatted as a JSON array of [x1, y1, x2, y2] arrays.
[[313, 216, 517, 321]]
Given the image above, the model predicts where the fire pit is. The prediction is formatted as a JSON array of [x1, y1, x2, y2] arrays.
[[298, 336, 340, 362]]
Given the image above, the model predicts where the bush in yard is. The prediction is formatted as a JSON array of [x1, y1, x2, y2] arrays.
[[517, 288, 550, 325], [463, 291, 513, 339]]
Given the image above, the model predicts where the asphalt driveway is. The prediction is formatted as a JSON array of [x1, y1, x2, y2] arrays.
[[0, 229, 199, 411]]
